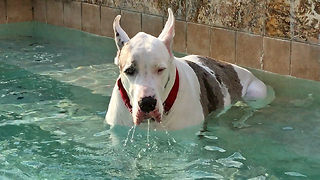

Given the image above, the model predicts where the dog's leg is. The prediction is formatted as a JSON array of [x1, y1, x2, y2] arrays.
[[201, 118, 209, 133], [232, 79, 265, 129], [232, 108, 256, 128], [200, 110, 223, 133]]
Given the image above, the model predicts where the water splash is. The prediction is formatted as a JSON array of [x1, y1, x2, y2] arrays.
[[285, 171, 307, 177], [146, 119, 150, 147], [216, 152, 246, 168], [160, 121, 169, 136], [123, 125, 135, 146], [204, 146, 226, 152], [130, 125, 136, 143]]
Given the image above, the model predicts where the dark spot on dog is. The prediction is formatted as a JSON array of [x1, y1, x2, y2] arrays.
[[215, 74, 222, 85], [116, 31, 119, 36], [164, 75, 170, 89], [198, 56, 243, 104], [203, 77, 219, 112], [186, 61, 224, 116], [123, 60, 138, 76]]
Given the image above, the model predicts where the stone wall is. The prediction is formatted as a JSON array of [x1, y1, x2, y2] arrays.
[[0, 0, 319, 81]]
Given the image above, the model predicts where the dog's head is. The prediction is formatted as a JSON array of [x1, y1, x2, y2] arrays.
[[113, 9, 176, 125]]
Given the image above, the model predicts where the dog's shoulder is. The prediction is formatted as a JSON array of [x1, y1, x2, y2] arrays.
[[181, 55, 243, 116]]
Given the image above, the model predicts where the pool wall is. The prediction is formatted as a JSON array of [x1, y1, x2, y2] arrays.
[[0, 0, 319, 82]]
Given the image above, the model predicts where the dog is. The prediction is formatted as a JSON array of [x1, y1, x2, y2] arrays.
[[105, 8, 274, 131]]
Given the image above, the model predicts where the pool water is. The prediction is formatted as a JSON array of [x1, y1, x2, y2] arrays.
[[1, 22, 320, 179]]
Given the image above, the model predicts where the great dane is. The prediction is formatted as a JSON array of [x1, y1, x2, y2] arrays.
[[105, 8, 274, 131]]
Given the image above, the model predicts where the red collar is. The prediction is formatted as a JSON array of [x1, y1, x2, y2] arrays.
[[117, 68, 179, 114]]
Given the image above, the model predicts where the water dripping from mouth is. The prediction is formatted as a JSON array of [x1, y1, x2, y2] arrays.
[[123, 125, 135, 146], [130, 125, 136, 143], [160, 121, 169, 136], [147, 119, 150, 147], [159, 121, 176, 146]]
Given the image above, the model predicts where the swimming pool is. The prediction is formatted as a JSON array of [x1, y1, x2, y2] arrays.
[[1, 22, 320, 179]]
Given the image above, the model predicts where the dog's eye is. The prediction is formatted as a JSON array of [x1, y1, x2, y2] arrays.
[[157, 68, 166, 74], [124, 67, 136, 76]]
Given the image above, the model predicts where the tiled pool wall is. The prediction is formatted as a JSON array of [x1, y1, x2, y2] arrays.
[[1, 0, 320, 81]]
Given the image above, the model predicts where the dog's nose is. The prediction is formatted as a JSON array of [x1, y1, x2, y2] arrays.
[[138, 96, 157, 113]]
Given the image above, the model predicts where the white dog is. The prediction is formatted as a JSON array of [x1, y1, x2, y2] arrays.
[[106, 9, 273, 131]]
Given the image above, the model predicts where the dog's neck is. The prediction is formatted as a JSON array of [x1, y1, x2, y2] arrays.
[[117, 68, 179, 114]]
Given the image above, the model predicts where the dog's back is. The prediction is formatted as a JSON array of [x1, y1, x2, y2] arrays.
[[181, 55, 243, 117]]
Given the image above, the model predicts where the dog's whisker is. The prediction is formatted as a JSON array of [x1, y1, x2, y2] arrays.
[[124, 125, 135, 146]]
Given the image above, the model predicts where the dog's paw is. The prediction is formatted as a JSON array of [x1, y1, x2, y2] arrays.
[[232, 121, 251, 129]]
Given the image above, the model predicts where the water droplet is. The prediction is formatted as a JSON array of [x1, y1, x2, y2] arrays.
[[284, 172, 307, 177], [204, 135, 218, 140], [130, 125, 136, 142], [147, 119, 150, 147], [124, 126, 134, 146], [216, 158, 243, 168], [160, 122, 169, 136], [204, 146, 226, 152]]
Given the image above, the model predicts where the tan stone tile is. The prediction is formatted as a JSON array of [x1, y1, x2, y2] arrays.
[[293, 1, 320, 45], [47, 0, 64, 26], [291, 42, 320, 81], [120, 10, 141, 38], [263, 37, 290, 75], [236, 32, 263, 69], [141, 14, 163, 37], [187, 0, 264, 35], [101, 7, 120, 38], [265, 0, 291, 39], [33, 0, 47, 23], [172, 20, 186, 53], [64, 1, 82, 30], [0, 0, 6, 24], [6, 0, 33, 23], [210, 27, 236, 63], [186, 22, 210, 56], [82, 3, 100, 35], [106, 0, 186, 20]]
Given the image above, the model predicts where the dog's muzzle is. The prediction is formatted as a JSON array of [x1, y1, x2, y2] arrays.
[[138, 96, 157, 113], [117, 68, 180, 125]]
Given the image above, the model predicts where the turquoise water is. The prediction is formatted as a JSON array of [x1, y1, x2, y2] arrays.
[[1, 22, 320, 179]]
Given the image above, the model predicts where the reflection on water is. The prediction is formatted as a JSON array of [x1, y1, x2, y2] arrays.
[[0, 22, 320, 179]]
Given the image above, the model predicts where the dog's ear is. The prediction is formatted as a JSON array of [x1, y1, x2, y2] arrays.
[[158, 8, 175, 56], [113, 15, 130, 51]]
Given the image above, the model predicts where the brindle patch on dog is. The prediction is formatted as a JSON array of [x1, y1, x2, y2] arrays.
[[186, 56, 243, 117], [186, 61, 224, 117], [198, 56, 243, 103]]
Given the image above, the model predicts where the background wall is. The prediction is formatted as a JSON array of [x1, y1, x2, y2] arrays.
[[0, 0, 319, 81]]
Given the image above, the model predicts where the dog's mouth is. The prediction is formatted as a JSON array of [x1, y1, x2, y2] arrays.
[[134, 108, 161, 125]]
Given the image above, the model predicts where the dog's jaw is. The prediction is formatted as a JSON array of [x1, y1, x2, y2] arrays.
[[133, 106, 162, 125]]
